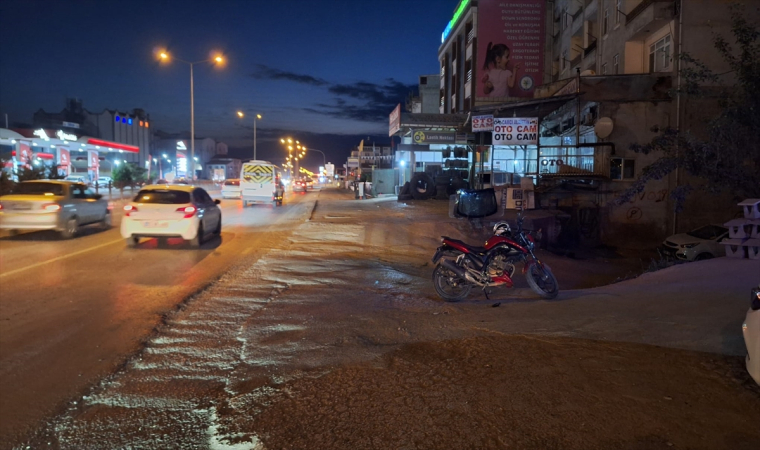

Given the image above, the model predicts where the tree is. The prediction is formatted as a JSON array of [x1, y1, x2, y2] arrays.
[[615, 4, 760, 211], [112, 163, 148, 195]]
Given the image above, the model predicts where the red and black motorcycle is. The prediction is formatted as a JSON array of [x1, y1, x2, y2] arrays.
[[431, 216, 559, 301]]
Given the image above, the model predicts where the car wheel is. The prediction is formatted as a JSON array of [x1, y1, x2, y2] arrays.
[[695, 253, 714, 261], [60, 217, 79, 239], [101, 211, 112, 229], [189, 224, 203, 248], [125, 236, 139, 247], [213, 216, 222, 235]]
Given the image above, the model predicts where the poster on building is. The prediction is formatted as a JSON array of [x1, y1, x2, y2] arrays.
[[17, 142, 32, 167], [389, 104, 401, 137], [477, 0, 545, 99], [58, 148, 71, 176], [492, 118, 538, 145], [472, 114, 494, 132], [88, 150, 99, 180]]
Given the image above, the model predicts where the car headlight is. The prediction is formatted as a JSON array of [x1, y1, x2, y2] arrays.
[[680, 243, 700, 248]]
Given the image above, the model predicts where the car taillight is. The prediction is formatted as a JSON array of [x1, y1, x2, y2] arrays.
[[0, 203, 3, 211], [123, 204, 137, 216], [42, 203, 61, 212], [177, 206, 197, 218], [107, 202, 114, 211]]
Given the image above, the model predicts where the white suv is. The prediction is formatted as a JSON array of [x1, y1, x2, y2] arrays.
[[121, 185, 221, 248]]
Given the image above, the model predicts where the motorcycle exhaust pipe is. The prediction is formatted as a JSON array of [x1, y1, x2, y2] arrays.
[[439, 259, 485, 286]]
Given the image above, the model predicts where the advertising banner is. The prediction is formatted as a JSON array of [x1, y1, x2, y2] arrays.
[[389, 104, 401, 137], [88, 150, 99, 180], [17, 142, 32, 167], [472, 114, 494, 132], [58, 148, 70, 168], [477, 0, 545, 99], [412, 130, 456, 144], [492, 118, 538, 145]]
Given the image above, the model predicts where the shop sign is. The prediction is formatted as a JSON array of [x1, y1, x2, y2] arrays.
[[412, 130, 456, 144], [177, 141, 187, 150], [56, 130, 77, 141], [492, 118, 538, 145], [389, 104, 401, 137], [472, 115, 494, 132], [33, 129, 49, 139], [88, 150, 99, 171], [62, 121, 80, 129], [58, 148, 71, 167]]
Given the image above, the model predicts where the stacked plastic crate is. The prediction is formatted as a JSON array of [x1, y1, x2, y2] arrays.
[[722, 199, 760, 259]]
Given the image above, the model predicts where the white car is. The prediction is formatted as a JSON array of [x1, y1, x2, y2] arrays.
[[121, 185, 222, 248], [660, 224, 729, 261], [221, 179, 241, 199], [744, 285, 760, 385], [94, 177, 112, 188]]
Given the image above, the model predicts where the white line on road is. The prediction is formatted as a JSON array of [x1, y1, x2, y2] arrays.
[[0, 237, 125, 279]]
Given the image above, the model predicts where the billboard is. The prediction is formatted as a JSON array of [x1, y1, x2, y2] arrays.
[[477, 0, 545, 99], [17, 142, 32, 167], [389, 104, 401, 137]]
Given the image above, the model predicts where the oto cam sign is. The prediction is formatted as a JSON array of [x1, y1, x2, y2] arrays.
[[492, 118, 538, 146]]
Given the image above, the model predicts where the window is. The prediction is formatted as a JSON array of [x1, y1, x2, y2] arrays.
[[562, 50, 568, 70], [602, 63, 608, 74], [562, 10, 568, 30], [610, 158, 635, 180], [613, 54, 620, 74], [603, 8, 609, 35], [649, 35, 672, 72], [14, 182, 64, 196], [133, 189, 191, 204], [616, 0, 623, 25]]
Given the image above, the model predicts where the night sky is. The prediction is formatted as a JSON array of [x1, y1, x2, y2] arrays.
[[0, 0, 455, 168]]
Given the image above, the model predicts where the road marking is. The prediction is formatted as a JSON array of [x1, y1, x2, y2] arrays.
[[0, 237, 125, 279]]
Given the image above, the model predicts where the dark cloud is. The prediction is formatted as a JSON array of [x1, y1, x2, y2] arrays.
[[250, 64, 328, 86], [251, 65, 416, 124]]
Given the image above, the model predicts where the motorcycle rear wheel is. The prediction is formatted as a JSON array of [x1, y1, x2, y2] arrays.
[[525, 263, 559, 299], [432, 264, 471, 302]]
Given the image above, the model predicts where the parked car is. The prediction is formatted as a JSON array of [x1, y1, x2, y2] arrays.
[[65, 175, 89, 185], [121, 185, 221, 248], [743, 284, 760, 385], [660, 224, 729, 261], [0, 180, 111, 238], [221, 179, 242, 199], [94, 176, 112, 188]]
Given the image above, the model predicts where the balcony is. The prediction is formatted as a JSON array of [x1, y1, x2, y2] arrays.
[[626, 0, 676, 39], [584, 40, 597, 57]]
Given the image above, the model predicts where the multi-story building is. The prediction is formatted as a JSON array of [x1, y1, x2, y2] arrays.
[[394, 0, 756, 246]]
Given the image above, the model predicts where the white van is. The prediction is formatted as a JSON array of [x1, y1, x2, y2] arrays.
[[240, 160, 284, 207]]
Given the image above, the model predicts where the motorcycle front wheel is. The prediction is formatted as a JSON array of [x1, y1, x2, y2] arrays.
[[432, 264, 472, 302], [525, 262, 559, 299]]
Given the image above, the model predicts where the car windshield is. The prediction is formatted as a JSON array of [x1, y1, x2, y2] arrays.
[[133, 190, 191, 204], [224, 180, 240, 186], [686, 225, 727, 240], [13, 182, 65, 196]]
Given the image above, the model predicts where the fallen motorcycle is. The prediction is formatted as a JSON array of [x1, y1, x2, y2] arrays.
[[431, 216, 559, 301]]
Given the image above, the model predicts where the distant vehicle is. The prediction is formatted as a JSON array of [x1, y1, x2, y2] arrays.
[[660, 224, 729, 261], [156, 179, 168, 184], [744, 284, 760, 385], [173, 178, 190, 185], [0, 180, 111, 238], [240, 160, 284, 207], [303, 177, 315, 189], [221, 179, 242, 199], [65, 175, 88, 184], [94, 176, 112, 188], [121, 185, 221, 248], [293, 178, 308, 193]]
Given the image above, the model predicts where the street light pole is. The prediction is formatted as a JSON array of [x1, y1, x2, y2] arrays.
[[254, 115, 257, 160], [190, 62, 195, 180]]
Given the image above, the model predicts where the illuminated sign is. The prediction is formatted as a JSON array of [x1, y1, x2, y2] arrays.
[[492, 118, 538, 145], [56, 130, 77, 141], [441, 0, 470, 43], [177, 141, 187, 150], [33, 129, 49, 139]]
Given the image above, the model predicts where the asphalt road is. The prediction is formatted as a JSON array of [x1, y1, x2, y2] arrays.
[[0, 187, 319, 447]]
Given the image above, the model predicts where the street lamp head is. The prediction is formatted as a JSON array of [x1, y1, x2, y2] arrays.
[[237, 111, 244, 118], [280, 139, 285, 144], [256, 114, 262, 120], [287, 138, 292, 144], [160, 52, 169, 60]]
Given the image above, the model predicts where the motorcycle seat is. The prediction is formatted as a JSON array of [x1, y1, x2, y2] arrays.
[[442, 236, 488, 254]]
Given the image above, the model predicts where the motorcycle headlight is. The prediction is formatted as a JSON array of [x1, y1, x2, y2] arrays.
[[680, 243, 699, 249]]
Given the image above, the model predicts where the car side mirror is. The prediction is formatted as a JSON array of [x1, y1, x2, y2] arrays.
[[214, 199, 221, 205]]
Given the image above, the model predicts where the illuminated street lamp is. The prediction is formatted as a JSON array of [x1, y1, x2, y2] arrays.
[[157, 49, 225, 180], [236, 111, 262, 160]]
